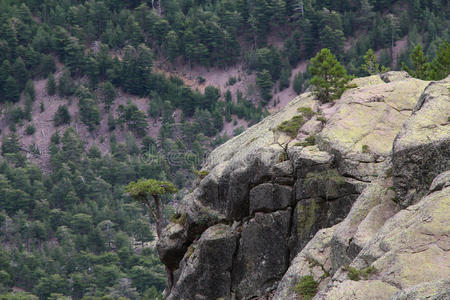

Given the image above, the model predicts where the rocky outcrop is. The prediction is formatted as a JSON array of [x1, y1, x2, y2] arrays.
[[348, 176, 450, 291], [167, 224, 237, 300], [392, 76, 450, 207], [317, 75, 429, 182], [157, 73, 450, 300], [274, 169, 450, 300]]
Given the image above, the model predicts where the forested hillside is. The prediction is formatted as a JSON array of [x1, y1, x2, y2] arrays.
[[0, 0, 448, 299]]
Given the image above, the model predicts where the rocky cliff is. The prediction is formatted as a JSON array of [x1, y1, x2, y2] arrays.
[[157, 72, 450, 300]]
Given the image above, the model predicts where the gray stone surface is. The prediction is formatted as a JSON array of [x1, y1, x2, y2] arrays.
[[429, 170, 450, 192], [380, 71, 411, 83], [274, 227, 336, 300], [349, 183, 450, 291], [232, 210, 291, 299], [167, 224, 237, 300], [330, 177, 399, 272], [157, 222, 187, 271], [390, 279, 450, 300], [392, 77, 450, 207], [249, 183, 293, 214]]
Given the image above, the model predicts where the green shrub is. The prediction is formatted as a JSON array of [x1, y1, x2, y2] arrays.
[[362, 144, 370, 153], [233, 126, 245, 136], [294, 275, 318, 300], [295, 135, 316, 147], [317, 116, 327, 123], [298, 107, 315, 119], [194, 170, 209, 179], [344, 265, 377, 281], [227, 76, 237, 86], [54, 105, 71, 126], [25, 124, 35, 135], [346, 266, 361, 281], [197, 76, 206, 84], [277, 115, 304, 138], [170, 213, 186, 226]]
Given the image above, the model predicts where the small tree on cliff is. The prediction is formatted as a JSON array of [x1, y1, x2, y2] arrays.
[[362, 49, 390, 75], [126, 179, 177, 238], [310, 48, 353, 103]]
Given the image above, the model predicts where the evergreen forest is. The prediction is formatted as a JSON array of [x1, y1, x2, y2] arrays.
[[0, 0, 448, 299]]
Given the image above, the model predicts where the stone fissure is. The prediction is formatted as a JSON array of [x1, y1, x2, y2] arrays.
[[230, 228, 242, 297]]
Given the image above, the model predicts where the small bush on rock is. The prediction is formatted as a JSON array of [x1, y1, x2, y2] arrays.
[[344, 265, 377, 281], [294, 275, 318, 300], [170, 213, 186, 226], [277, 115, 305, 138], [298, 107, 315, 119]]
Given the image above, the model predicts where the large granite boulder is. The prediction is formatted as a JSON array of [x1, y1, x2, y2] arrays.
[[318, 76, 429, 181], [249, 183, 293, 214], [333, 173, 450, 297], [167, 224, 237, 300], [232, 210, 291, 299], [392, 77, 450, 207]]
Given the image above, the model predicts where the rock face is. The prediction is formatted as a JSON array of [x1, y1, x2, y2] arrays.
[[167, 224, 237, 300], [157, 73, 450, 300], [392, 77, 450, 207], [232, 210, 291, 299], [390, 279, 450, 300]]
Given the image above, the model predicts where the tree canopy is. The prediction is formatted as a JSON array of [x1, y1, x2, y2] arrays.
[[310, 48, 353, 103]]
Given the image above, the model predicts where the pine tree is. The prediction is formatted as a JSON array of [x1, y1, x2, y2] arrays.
[[0, 60, 11, 99], [39, 55, 56, 78], [3, 76, 20, 103], [402, 44, 430, 79], [24, 80, 35, 101], [166, 30, 179, 63], [46, 73, 56, 96], [126, 179, 177, 239], [310, 48, 352, 103], [320, 25, 345, 55], [79, 98, 101, 131], [12, 57, 28, 89], [100, 81, 116, 110], [358, 0, 375, 29], [284, 31, 301, 67], [293, 72, 304, 94], [301, 18, 316, 58], [58, 71, 76, 97], [362, 49, 389, 75], [256, 69, 274, 103], [429, 42, 450, 80], [279, 67, 291, 91], [54, 105, 71, 126]]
